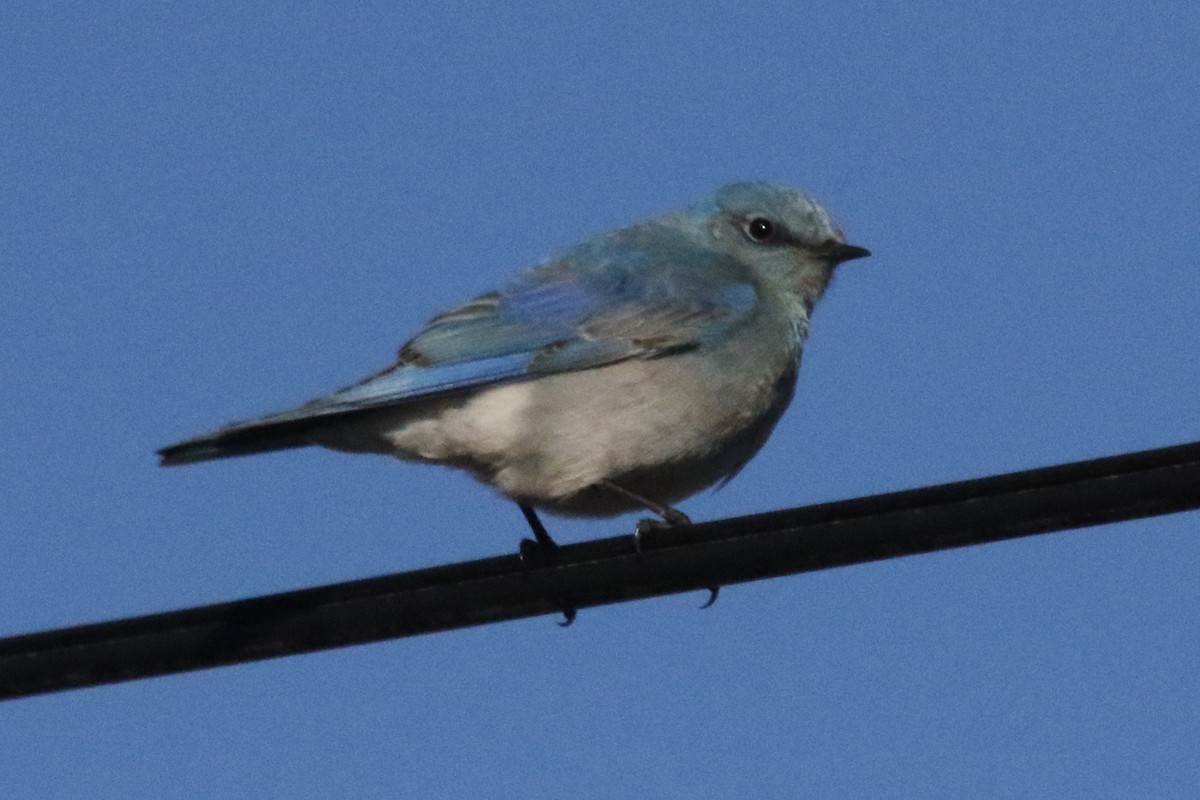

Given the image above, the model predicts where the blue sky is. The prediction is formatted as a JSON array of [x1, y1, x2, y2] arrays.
[[3, 2, 1199, 797]]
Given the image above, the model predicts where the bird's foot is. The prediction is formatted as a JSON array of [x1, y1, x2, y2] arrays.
[[516, 504, 575, 626], [631, 507, 692, 554], [518, 503, 559, 562], [604, 492, 718, 608], [518, 535, 558, 563]]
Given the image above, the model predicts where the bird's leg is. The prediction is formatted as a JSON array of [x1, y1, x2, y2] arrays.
[[598, 480, 692, 552], [515, 504, 576, 626], [598, 480, 691, 529], [518, 503, 558, 553], [598, 480, 718, 608]]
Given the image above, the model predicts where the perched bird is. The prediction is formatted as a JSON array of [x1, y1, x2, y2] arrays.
[[159, 182, 869, 548]]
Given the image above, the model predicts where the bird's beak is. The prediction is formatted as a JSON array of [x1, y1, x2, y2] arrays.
[[826, 243, 871, 264]]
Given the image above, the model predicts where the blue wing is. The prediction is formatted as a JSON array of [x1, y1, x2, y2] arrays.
[[158, 224, 759, 465]]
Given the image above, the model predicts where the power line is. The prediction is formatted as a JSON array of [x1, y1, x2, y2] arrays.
[[2, 439, 1199, 702]]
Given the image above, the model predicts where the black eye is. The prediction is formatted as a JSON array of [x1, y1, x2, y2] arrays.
[[746, 217, 774, 242]]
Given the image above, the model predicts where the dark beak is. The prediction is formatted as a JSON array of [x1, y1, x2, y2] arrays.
[[826, 242, 871, 264]]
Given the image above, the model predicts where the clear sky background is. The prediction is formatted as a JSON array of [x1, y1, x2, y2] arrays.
[[3, 3, 1199, 797]]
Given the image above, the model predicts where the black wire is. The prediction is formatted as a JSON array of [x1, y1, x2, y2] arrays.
[[3, 439, 1200, 702]]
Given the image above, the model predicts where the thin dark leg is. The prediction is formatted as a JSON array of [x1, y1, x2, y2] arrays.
[[516, 504, 575, 626], [519, 503, 557, 550], [598, 480, 691, 526]]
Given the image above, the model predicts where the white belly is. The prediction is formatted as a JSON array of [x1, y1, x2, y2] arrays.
[[359, 318, 802, 517]]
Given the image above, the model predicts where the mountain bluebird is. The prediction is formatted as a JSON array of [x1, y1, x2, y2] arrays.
[[160, 182, 869, 548]]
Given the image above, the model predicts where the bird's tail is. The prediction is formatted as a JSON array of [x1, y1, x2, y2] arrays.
[[158, 417, 319, 466]]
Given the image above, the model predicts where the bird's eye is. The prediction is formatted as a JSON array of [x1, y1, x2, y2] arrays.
[[746, 217, 774, 242]]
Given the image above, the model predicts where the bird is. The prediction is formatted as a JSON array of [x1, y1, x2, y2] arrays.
[[159, 182, 869, 553]]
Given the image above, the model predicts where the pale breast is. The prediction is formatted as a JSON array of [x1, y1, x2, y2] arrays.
[[384, 308, 805, 516]]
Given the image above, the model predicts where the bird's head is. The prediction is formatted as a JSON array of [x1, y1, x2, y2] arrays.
[[702, 181, 869, 311]]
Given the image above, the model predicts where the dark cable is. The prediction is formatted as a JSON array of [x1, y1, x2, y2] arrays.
[[2, 439, 1199, 701]]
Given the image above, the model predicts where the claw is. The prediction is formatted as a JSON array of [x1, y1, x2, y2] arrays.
[[700, 586, 720, 609], [558, 606, 577, 627]]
